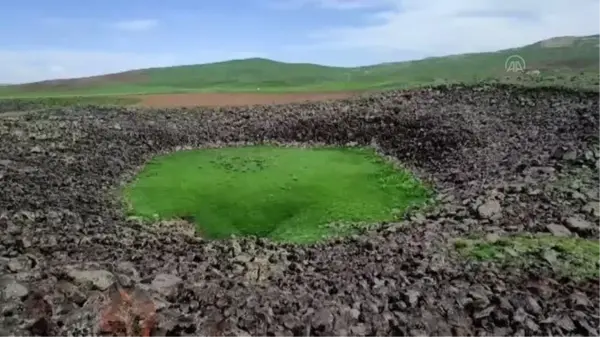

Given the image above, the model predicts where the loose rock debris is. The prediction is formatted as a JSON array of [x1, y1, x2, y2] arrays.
[[0, 84, 599, 336]]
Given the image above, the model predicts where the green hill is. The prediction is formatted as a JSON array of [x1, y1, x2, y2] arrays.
[[1, 34, 598, 97]]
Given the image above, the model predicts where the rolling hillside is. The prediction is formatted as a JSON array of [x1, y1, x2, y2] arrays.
[[1, 34, 598, 97]]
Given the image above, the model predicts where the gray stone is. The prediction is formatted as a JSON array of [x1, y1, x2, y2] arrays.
[[7, 257, 29, 272], [542, 249, 559, 264], [485, 233, 501, 243], [585, 188, 599, 201], [404, 289, 421, 307], [312, 308, 334, 329], [546, 223, 572, 236], [57, 280, 87, 306], [115, 261, 140, 280], [568, 291, 591, 309], [350, 323, 368, 336], [150, 273, 182, 298], [562, 151, 577, 161], [477, 199, 502, 219], [0, 159, 13, 167], [525, 296, 542, 315], [571, 191, 588, 201], [30, 146, 43, 153], [67, 269, 115, 291], [584, 150, 594, 161], [564, 216, 593, 231], [228, 327, 252, 336], [0, 275, 29, 300], [581, 202, 600, 218]]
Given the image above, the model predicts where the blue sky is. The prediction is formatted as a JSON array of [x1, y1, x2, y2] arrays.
[[1, 0, 598, 83]]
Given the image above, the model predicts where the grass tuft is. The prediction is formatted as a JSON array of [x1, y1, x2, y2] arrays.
[[455, 234, 600, 281]]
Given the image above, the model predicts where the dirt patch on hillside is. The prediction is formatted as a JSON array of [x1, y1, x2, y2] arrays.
[[132, 92, 360, 108]]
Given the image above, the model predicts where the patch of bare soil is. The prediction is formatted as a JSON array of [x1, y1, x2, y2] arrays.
[[132, 92, 361, 108]]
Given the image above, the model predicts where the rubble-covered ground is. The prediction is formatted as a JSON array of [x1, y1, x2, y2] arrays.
[[0, 83, 598, 336]]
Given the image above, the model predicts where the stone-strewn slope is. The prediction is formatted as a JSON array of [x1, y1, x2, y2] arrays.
[[0, 84, 598, 336]]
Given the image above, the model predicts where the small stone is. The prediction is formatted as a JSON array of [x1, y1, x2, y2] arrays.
[[477, 199, 502, 219], [468, 288, 490, 309], [507, 183, 525, 193], [562, 151, 577, 161], [585, 189, 599, 201], [150, 273, 182, 298], [581, 202, 600, 217], [485, 233, 501, 243], [350, 323, 367, 336], [513, 307, 527, 323], [0, 275, 29, 300], [115, 261, 140, 280], [537, 167, 555, 174], [403, 289, 421, 307], [545, 224, 572, 237], [525, 296, 542, 315], [525, 318, 539, 333], [410, 213, 426, 225], [409, 329, 427, 336], [568, 291, 591, 309], [584, 150, 594, 161], [229, 327, 251, 336], [556, 315, 576, 332], [57, 281, 87, 306], [7, 257, 28, 272], [67, 269, 115, 291], [17, 237, 32, 249], [564, 216, 593, 232], [576, 317, 599, 336], [473, 305, 495, 320], [542, 249, 559, 264], [30, 146, 43, 153], [312, 308, 334, 330], [282, 314, 299, 329], [571, 191, 588, 201]]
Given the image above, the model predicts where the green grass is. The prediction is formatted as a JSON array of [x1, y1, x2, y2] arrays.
[[124, 146, 430, 243], [454, 234, 600, 281], [1, 34, 597, 97]]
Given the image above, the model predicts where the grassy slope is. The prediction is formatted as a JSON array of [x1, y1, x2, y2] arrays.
[[0, 34, 598, 97], [124, 146, 430, 243]]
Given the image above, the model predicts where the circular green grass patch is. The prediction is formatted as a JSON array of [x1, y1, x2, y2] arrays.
[[124, 146, 430, 243]]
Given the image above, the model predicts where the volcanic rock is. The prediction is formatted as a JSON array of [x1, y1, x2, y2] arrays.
[[0, 84, 598, 336], [545, 224, 572, 237]]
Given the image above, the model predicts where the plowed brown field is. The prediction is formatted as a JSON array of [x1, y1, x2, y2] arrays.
[[132, 92, 360, 108]]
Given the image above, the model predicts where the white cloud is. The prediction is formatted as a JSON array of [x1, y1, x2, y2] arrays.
[[112, 19, 158, 32], [0, 50, 179, 84], [300, 0, 600, 57]]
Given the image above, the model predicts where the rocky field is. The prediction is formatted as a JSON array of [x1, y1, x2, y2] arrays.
[[0, 83, 599, 336]]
